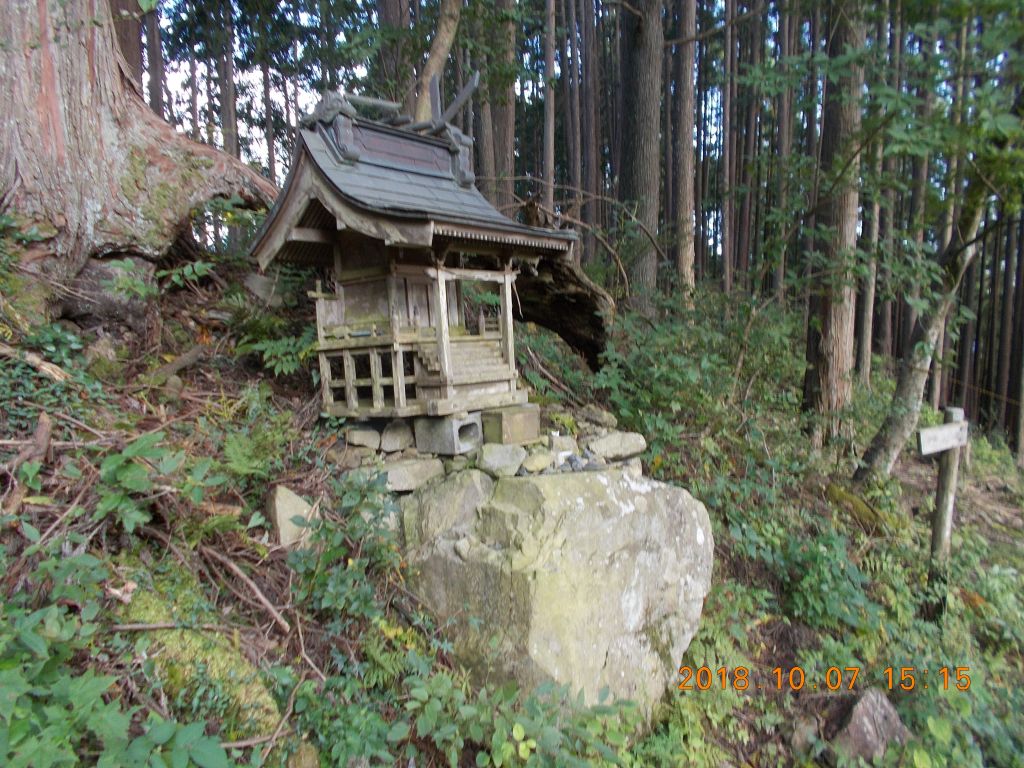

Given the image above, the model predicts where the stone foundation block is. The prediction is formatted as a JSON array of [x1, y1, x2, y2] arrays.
[[481, 404, 540, 445], [414, 413, 483, 456]]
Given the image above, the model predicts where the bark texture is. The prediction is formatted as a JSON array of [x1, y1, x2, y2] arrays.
[[516, 257, 615, 370], [802, 0, 864, 445], [673, 0, 696, 293], [620, 0, 664, 304], [0, 0, 275, 313], [413, 0, 461, 122]]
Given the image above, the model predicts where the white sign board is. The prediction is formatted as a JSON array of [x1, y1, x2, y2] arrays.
[[918, 421, 968, 456]]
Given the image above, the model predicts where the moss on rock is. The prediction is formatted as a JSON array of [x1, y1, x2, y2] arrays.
[[120, 561, 280, 741]]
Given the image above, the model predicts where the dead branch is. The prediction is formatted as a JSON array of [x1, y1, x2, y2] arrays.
[[259, 683, 300, 761], [0, 341, 70, 381], [200, 545, 291, 634], [149, 344, 206, 386], [108, 622, 233, 632], [1, 411, 52, 476], [523, 345, 583, 406]]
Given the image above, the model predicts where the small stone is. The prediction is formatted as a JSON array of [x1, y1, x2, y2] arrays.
[[327, 444, 376, 470], [162, 374, 184, 402], [267, 485, 318, 548], [346, 427, 381, 451], [380, 420, 414, 452], [548, 433, 579, 455], [454, 538, 471, 561], [522, 450, 554, 473], [585, 431, 647, 461], [579, 404, 618, 429], [444, 455, 471, 474], [85, 336, 118, 364], [477, 443, 527, 478], [566, 454, 586, 471], [832, 688, 911, 763], [622, 457, 644, 478], [382, 457, 444, 492]]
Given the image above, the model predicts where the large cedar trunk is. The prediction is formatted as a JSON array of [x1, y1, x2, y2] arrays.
[[620, 0, 664, 303], [0, 0, 275, 316], [673, 0, 696, 292], [801, 0, 864, 446]]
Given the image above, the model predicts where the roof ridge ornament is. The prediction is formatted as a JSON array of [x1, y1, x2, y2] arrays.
[[299, 91, 358, 129]]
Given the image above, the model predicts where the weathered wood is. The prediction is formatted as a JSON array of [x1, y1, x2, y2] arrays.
[[425, 389, 528, 416], [434, 272, 454, 397], [370, 351, 385, 410], [918, 420, 968, 456], [288, 227, 334, 244], [393, 349, 406, 408], [342, 351, 358, 410], [501, 273, 515, 376], [0, 342, 71, 382], [318, 353, 334, 406], [927, 407, 966, 617]]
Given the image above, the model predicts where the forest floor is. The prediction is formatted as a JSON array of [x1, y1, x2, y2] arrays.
[[2, 253, 1022, 767], [896, 452, 1023, 565]]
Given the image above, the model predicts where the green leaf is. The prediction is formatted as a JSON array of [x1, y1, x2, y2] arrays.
[[913, 747, 933, 768], [21, 521, 40, 543], [927, 716, 952, 747], [122, 431, 165, 459], [148, 720, 177, 746], [512, 722, 525, 742], [387, 721, 410, 742], [188, 737, 229, 768]]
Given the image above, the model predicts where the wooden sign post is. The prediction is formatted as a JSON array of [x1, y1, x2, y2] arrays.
[[917, 407, 968, 614]]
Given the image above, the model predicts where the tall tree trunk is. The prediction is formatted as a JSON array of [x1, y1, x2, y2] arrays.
[[188, 54, 200, 141], [493, 0, 517, 211], [413, 0, 461, 122], [720, 0, 734, 291], [477, 93, 498, 203], [0, 0, 274, 312], [580, 0, 600, 262], [378, 0, 411, 103], [262, 62, 277, 185], [673, 0, 696, 293], [564, 0, 583, 234], [1014, 218, 1024, 465], [542, 0, 556, 211], [856, 6, 888, 387], [855, 92, 1023, 479], [857, 140, 882, 387], [802, 0, 864, 446], [773, 1, 794, 300], [621, 0, 664, 304], [110, 0, 142, 89], [995, 219, 1018, 428], [144, 9, 164, 118], [217, 9, 239, 159]]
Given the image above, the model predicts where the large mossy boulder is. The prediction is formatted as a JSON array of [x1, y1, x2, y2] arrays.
[[402, 469, 714, 715], [122, 565, 281, 740]]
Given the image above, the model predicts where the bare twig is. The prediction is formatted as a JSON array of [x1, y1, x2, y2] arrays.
[[221, 729, 294, 750], [108, 622, 233, 632], [200, 546, 291, 634], [259, 682, 301, 761]]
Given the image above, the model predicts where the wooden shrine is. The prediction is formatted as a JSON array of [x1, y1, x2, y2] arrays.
[[247, 89, 577, 418]]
